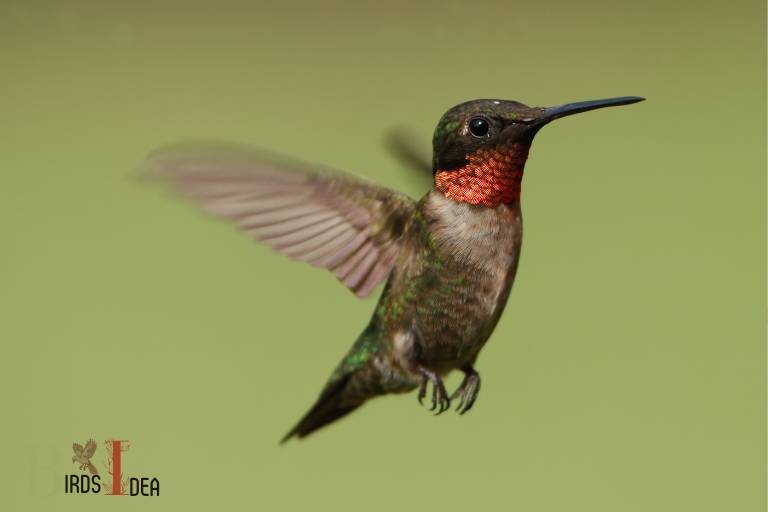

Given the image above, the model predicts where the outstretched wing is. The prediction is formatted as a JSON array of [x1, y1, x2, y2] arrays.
[[72, 443, 83, 456], [83, 439, 97, 458], [148, 142, 417, 298]]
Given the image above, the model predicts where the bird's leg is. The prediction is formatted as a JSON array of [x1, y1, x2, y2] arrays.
[[451, 366, 481, 415], [416, 366, 450, 415]]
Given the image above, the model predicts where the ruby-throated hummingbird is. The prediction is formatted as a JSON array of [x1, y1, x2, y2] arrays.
[[149, 96, 644, 442]]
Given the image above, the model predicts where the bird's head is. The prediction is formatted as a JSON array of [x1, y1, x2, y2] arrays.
[[431, 96, 644, 207]]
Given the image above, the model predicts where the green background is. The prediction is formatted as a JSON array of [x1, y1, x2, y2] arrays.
[[1, 1, 764, 510]]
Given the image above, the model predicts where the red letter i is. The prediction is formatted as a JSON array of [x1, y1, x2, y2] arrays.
[[105, 439, 129, 496]]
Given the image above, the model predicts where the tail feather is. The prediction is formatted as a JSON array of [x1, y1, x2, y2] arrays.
[[280, 375, 362, 443], [282, 325, 381, 443]]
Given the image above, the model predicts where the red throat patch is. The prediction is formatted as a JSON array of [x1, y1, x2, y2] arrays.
[[435, 142, 530, 207]]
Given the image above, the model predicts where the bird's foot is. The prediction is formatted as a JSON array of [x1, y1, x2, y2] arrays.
[[417, 367, 450, 414], [451, 367, 480, 415]]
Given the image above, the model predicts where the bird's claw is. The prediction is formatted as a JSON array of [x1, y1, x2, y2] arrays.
[[430, 378, 451, 414], [417, 367, 450, 415], [451, 370, 480, 415]]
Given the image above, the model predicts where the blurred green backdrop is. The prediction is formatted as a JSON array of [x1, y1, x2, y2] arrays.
[[1, 1, 764, 511]]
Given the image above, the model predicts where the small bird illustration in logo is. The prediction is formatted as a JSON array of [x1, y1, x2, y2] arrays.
[[149, 96, 644, 442], [72, 439, 98, 475]]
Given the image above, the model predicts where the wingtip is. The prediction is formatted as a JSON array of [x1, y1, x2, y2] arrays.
[[135, 147, 176, 186]]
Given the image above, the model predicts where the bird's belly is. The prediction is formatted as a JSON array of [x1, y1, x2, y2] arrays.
[[413, 198, 523, 373], [382, 193, 523, 375], [412, 234, 521, 373], [414, 272, 516, 372]]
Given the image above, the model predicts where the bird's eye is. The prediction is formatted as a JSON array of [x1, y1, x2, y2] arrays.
[[468, 117, 490, 137]]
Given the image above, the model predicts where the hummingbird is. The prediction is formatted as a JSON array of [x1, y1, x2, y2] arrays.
[[148, 95, 644, 442]]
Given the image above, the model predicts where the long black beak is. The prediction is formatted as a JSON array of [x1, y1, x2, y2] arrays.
[[537, 96, 645, 125]]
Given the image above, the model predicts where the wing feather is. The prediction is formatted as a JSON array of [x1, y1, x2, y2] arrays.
[[83, 439, 97, 458], [333, 240, 374, 281], [267, 218, 345, 249], [344, 246, 381, 290], [303, 229, 357, 265], [280, 223, 350, 256], [315, 231, 368, 269], [247, 211, 339, 238], [148, 142, 416, 297], [238, 205, 331, 229]]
